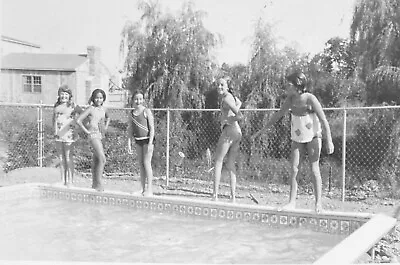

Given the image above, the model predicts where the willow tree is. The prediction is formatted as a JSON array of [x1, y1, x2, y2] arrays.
[[120, 0, 219, 109], [351, 0, 400, 195], [242, 19, 295, 170], [350, 0, 400, 81], [246, 19, 284, 110], [120, 0, 221, 160]]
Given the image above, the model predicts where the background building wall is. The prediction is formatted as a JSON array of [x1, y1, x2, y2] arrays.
[[0, 69, 77, 104]]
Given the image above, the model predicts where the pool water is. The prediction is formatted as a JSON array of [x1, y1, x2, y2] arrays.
[[0, 198, 344, 263]]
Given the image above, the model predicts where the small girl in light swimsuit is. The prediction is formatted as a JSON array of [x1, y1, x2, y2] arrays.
[[263, 72, 334, 213], [53, 85, 82, 186], [76, 89, 110, 191], [213, 77, 242, 202]]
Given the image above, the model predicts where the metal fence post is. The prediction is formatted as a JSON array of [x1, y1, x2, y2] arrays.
[[341, 108, 347, 202], [166, 108, 170, 186], [37, 100, 44, 167]]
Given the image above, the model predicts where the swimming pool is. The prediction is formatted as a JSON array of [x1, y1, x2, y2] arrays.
[[0, 198, 344, 263], [0, 183, 385, 264]]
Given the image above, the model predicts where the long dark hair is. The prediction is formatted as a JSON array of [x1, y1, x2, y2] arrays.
[[89, 88, 107, 105], [54, 84, 73, 107]]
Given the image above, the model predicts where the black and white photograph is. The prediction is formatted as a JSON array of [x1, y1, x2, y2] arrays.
[[0, 0, 399, 264]]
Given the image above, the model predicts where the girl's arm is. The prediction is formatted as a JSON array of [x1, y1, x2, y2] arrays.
[[225, 94, 243, 122], [236, 97, 242, 109], [252, 96, 291, 139], [104, 108, 111, 131], [265, 96, 291, 128], [52, 110, 57, 135], [145, 108, 155, 145], [72, 104, 83, 117], [127, 111, 133, 139], [76, 106, 92, 134], [127, 116, 133, 154], [309, 94, 334, 154]]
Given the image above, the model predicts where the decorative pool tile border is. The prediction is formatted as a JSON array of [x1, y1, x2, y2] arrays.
[[37, 184, 372, 236]]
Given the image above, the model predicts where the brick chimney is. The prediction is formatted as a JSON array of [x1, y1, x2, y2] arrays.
[[87, 46, 101, 76]]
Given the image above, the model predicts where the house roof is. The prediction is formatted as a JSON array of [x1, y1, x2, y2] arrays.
[[1, 53, 88, 71], [1, 35, 41, 48]]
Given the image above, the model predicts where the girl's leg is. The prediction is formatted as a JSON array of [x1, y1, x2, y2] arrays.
[[135, 144, 146, 193], [307, 137, 322, 213], [64, 143, 74, 186], [70, 143, 75, 184], [281, 141, 304, 210], [55, 142, 66, 184], [213, 136, 231, 201], [91, 139, 106, 191], [91, 153, 98, 189], [226, 139, 240, 203], [142, 143, 154, 196]]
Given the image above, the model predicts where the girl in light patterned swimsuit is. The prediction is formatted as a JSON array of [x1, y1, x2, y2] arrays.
[[263, 72, 334, 213], [76, 89, 110, 192], [53, 84, 82, 187]]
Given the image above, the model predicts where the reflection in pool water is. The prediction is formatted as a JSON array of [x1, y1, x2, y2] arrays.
[[0, 199, 345, 263]]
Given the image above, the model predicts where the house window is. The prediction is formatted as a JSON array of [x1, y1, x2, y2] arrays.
[[23, 75, 42, 93]]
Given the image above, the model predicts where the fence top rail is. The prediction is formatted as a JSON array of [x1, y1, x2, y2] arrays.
[[1, 102, 400, 111], [0, 102, 49, 107]]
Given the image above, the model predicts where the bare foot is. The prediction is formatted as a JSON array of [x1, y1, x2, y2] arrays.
[[143, 191, 153, 197], [277, 202, 296, 211], [95, 186, 104, 192], [230, 196, 236, 204], [392, 206, 400, 220], [131, 190, 143, 196], [315, 204, 323, 214]]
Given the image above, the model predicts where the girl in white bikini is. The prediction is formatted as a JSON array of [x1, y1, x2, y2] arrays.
[[213, 77, 242, 203], [76, 89, 110, 192], [265, 72, 334, 213]]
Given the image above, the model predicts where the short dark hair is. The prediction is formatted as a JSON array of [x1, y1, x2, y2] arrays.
[[286, 72, 307, 93], [89, 88, 106, 105], [132, 89, 144, 98]]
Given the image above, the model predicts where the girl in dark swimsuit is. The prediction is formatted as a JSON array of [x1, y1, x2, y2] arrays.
[[127, 90, 155, 196]]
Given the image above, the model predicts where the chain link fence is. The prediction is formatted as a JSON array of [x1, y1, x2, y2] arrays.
[[1, 103, 400, 199]]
